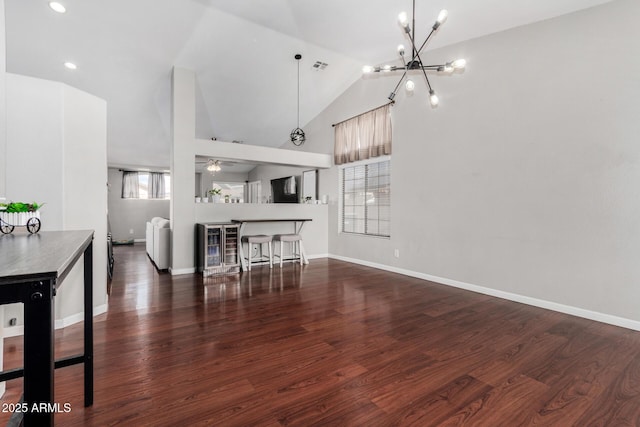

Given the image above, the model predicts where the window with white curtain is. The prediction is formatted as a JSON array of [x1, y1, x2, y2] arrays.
[[340, 157, 390, 237], [121, 171, 171, 200]]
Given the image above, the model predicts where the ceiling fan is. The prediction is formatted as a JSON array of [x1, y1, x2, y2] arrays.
[[195, 159, 236, 174]]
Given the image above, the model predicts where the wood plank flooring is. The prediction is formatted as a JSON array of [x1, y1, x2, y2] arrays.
[[1, 244, 640, 426]]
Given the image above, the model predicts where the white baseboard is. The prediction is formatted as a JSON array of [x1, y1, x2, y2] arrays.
[[3, 303, 109, 339], [328, 254, 640, 332], [3, 325, 23, 338], [307, 253, 329, 260], [170, 267, 196, 276], [134, 238, 146, 243]]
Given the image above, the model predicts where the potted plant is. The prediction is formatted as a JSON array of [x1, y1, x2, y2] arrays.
[[208, 188, 222, 203], [0, 202, 44, 234]]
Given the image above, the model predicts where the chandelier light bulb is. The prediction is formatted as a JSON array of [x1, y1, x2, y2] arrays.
[[382, 65, 391, 72], [362, 65, 374, 74], [405, 79, 415, 92], [398, 12, 409, 27], [452, 58, 466, 69], [397, 45, 405, 56], [429, 90, 439, 107], [49, 2, 66, 13], [437, 9, 448, 25]]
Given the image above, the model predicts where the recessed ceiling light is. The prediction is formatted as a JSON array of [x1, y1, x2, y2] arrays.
[[64, 62, 77, 70], [49, 2, 66, 13]]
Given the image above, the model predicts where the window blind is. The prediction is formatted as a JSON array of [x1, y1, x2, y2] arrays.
[[341, 159, 390, 237]]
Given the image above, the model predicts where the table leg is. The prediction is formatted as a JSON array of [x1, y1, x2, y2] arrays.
[[84, 241, 94, 407], [237, 222, 247, 271], [295, 221, 309, 265], [23, 279, 55, 426]]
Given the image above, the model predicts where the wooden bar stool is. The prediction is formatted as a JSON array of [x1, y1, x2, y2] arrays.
[[272, 234, 304, 267], [241, 234, 273, 271]]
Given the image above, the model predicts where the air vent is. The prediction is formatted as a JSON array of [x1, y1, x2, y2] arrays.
[[312, 61, 328, 71]]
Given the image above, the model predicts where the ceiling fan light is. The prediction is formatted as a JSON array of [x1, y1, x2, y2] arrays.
[[429, 90, 439, 107], [405, 79, 415, 92]]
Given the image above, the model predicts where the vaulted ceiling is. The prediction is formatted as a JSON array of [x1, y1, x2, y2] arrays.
[[4, 0, 612, 168]]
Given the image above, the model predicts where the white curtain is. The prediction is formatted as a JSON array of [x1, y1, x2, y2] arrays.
[[121, 171, 139, 198], [334, 103, 392, 165], [149, 172, 166, 199]]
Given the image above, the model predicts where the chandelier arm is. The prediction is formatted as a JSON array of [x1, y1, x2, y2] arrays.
[[391, 71, 408, 94], [417, 55, 433, 93], [415, 28, 437, 58], [411, 0, 418, 60], [406, 30, 420, 62]]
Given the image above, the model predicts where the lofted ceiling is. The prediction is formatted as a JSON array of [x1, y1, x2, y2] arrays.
[[4, 0, 613, 169]]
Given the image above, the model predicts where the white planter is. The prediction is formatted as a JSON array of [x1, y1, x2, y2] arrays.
[[0, 210, 40, 226]]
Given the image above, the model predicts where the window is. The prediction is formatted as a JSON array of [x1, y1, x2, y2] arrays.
[[212, 182, 245, 202], [341, 158, 390, 237], [121, 171, 171, 200]]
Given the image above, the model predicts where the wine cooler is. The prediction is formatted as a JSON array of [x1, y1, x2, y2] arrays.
[[197, 223, 240, 276]]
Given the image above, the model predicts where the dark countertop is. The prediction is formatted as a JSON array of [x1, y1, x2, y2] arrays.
[[0, 230, 94, 285]]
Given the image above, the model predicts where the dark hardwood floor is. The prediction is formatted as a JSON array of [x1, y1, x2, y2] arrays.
[[2, 244, 640, 426]]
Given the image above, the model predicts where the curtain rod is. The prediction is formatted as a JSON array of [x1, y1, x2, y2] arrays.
[[118, 168, 168, 173], [331, 101, 394, 128]]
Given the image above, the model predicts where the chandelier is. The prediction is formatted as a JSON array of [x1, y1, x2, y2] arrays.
[[363, 0, 466, 107]]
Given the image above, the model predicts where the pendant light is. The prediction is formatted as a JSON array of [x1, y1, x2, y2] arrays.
[[290, 54, 305, 146]]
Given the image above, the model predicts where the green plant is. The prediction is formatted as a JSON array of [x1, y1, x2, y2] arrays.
[[0, 202, 44, 213], [208, 188, 222, 196]]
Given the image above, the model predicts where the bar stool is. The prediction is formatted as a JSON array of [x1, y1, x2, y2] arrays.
[[273, 234, 304, 267], [241, 234, 273, 271]]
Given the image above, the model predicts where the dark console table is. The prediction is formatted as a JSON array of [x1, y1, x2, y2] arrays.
[[0, 230, 94, 426]]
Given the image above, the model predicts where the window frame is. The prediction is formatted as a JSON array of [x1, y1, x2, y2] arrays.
[[122, 171, 171, 200], [338, 155, 391, 238]]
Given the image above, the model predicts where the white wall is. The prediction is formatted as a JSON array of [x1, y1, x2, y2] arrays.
[[108, 168, 169, 241], [170, 68, 197, 273], [0, 0, 6, 200], [3, 73, 108, 330], [298, 0, 640, 327], [0, 0, 5, 397], [5, 74, 64, 226]]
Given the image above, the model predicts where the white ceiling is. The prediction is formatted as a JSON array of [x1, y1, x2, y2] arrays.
[[4, 0, 613, 169]]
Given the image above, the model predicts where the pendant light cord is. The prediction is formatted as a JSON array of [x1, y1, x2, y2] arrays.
[[297, 58, 300, 128]]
